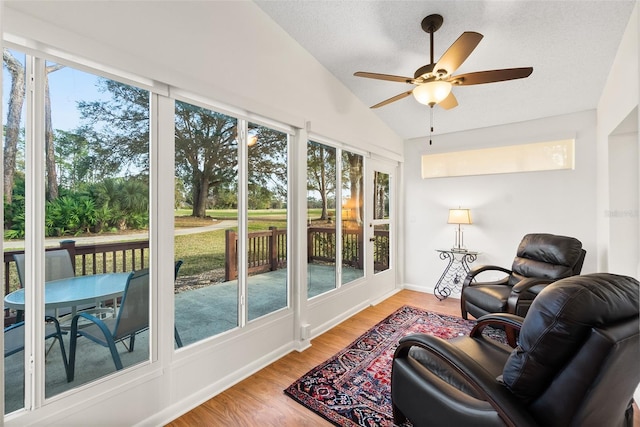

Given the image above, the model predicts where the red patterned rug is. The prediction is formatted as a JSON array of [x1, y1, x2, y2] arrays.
[[284, 305, 506, 426]]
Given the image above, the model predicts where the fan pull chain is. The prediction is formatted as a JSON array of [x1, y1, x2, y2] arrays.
[[429, 106, 434, 145]]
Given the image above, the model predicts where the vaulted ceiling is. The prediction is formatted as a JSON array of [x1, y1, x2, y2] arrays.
[[256, 1, 637, 140]]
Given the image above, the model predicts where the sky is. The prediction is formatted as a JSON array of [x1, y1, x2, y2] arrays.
[[3, 49, 107, 132]]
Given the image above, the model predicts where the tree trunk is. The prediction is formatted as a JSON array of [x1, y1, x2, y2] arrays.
[[45, 64, 64, 201], [319, 146, 328, 220], [3, 49, 26, 204], [192, 174, 210, 217], [347, 154, 363, 225], [44, 75, 58, 200]]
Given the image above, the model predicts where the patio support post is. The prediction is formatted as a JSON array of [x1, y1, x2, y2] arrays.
[[357, 227, 364, 269], [225, 229, 238, 281], [269, 227, 278, 272]]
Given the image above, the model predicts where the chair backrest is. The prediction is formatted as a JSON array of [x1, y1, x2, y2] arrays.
[[113, 268, 149, 339], [174, 260, 183, 280], [4, 322, 25, 357], [508, 233, 584, 286], [13, 249, 75, 286], [500, 273, 639, 427]]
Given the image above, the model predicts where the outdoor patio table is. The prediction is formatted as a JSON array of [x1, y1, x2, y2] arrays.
[[4, 272, 131, 319]]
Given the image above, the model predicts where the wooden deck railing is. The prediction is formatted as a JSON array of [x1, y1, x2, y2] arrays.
[[225, 227, 287, 281], [4, 226, 390, 323], [225, 226, 388, 281], [4, 239, 149, 325]]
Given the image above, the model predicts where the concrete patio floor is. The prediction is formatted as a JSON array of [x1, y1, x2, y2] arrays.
[[4, 264, 364, 414]]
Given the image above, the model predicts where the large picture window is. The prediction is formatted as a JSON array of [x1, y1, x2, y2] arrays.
[[172, 102, 291, 347], [3, 52, 150, 412], [341, 151, 364, 284], [307, 141, 337, 298], [246, 122, 288, 321], [306, 142, 364, 296], [173, 101, 239, 346]]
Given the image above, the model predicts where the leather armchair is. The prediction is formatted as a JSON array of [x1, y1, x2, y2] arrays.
[[461, 233, 585, 319], [392, 273, 640, 427]]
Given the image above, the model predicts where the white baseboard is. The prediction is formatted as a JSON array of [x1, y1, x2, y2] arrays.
[[147, 341, 296, 427], [400, 282, 461, 300], [310, 299, 370, 339]]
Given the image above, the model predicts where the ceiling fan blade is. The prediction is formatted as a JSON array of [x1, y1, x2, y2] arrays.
[[354, 71, 414, 84], [435, 32, 483, 76], [370, 90, 414, 109], [438, 92, 458, 110], [450, 67, 533, 85]]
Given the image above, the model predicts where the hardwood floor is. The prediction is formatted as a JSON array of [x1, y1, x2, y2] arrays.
[[166, 290, 639, 427]]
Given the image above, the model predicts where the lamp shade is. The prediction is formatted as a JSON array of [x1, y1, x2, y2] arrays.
[[448, 208, 472, 225], [413, 80, 452, 106]]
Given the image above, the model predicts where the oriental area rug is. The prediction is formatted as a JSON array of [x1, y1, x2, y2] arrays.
[[284, 305, 506, 427]]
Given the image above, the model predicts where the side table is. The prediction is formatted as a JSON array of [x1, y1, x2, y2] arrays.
[[434, 249, 478, 300]]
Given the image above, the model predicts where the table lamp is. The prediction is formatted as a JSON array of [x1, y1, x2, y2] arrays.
[[448, 208, 472, 250]]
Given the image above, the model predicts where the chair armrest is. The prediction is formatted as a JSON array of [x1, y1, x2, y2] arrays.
[[510, 277, 555, 294], [470, 313, 524, 338], [70, 312, 111, 339], [394, 334, 537, 427], [508, 278, 556, 315], [44, 315, 65, 335], [463, 265, 512, 288]]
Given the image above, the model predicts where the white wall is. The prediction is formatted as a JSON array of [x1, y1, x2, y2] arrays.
[[403, 110, 598, 296], [596, 1, 639, 406], [608, 128, 639, 276], [597, 3, 639, 276]]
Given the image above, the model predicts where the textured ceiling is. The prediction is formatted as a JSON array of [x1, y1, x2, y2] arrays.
[[256, 1, 637, 140]]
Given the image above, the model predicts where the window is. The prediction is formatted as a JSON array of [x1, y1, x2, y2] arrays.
[[307, 141, 337, 298], [247, 122, 288, 321], [173, 101, 238, 346], [3, 47, 27, 414], [3, 52, 151, 412], [372, 171, 390, 273], [341, 151, 364, 284]]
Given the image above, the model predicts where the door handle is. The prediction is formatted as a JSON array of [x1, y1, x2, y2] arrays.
[[369, 238, 375, 242]]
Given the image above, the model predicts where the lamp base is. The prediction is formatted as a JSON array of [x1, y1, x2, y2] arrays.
[[452, 226, 466, 251]]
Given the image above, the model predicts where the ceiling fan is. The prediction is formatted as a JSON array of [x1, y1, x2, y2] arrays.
[[354, 14, 533, 110]]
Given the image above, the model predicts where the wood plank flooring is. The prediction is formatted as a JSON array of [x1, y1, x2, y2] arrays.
[[166, 290, 639, 427]]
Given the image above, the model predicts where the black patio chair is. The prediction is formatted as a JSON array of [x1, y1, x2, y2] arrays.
[[174, 260, 184, 348], [4, 316, 69, 379], [14, 250, 75, 320], [67, 268, 149, 381], [14, 249, 114, 323]]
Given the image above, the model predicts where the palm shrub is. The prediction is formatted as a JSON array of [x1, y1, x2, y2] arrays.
[[4, 176, 149, 239], [45, 195, 97, 236], [88, 177, 149, 231]]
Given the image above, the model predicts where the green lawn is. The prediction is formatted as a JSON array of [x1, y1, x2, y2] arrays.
[[174, 212, 288, 276]]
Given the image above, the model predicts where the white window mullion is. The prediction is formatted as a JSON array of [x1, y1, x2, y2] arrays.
[[154, 94, 176, 357], [292, 128, 310, 347], [335, 148, 343, 287], [237, 119, 248, 328], [148, 92, 161, 363], [24, 54, 47, 410]]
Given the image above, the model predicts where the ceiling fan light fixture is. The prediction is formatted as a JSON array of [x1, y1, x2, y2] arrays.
[[413, 80, 452, 106]]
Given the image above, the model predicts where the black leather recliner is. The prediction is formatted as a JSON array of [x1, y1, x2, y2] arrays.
[[391, 273, 640, 427], [461, 233, 585, 319]]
